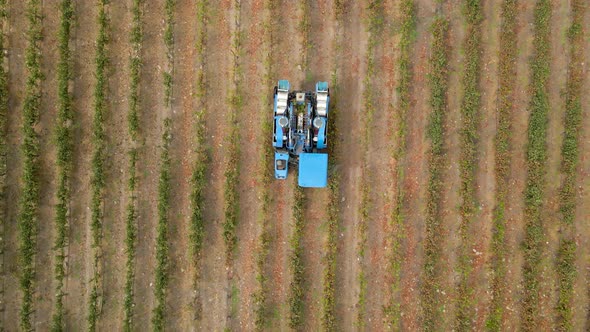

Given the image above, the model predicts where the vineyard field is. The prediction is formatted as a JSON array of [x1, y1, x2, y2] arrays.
[[1, 0, 590, 331]]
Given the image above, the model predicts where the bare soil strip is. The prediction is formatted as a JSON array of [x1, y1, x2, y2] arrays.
[[232, 0, 265, 330], [332, 1, 367, 330], [133, 1, 167, 329], [164, 0, 197, 329], [199, 0, 233, 329], [539, 0, 571, 329], [501, 1, 534, 328], [572, 4, 590, 330], [470, 0, 500, 328], [2, 1, 26, 330]]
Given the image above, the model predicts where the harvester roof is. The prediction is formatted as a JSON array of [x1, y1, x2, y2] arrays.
[[298, 153, 328, 188]]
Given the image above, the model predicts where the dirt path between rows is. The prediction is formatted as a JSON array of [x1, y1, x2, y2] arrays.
[[199, 0, 233, 330], [3, 1, 27, 330], [471, 0, 501, 328], [232, 0, 265, 329], [333, 1, 367, 330], [501, 1, 535, 328], [133, 1, 167, 329], [362, 1, 399, 329], [165, 0, 198, 329]]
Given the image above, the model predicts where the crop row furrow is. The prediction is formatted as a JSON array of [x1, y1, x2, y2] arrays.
[[223, 0, 243, 327], [151, 0, 175, 329], [555, 0, 585, 329], [152, 119, 172, 331], [288, 185, 305, 329], [485, 0, 517, 330], [321, 2, 344, 329], [189, 0, 208, 323], [252, 0, 274, 329], [152, 1, 175, 329], [384, 1, 415, 329], [355, 1, 384, 327], [87, 1, 109, 330], [123, 0, 142, 330], [289, 1, 310, 329], [123, 0, 143, 331], [455, 0, 483, 329], [0, 0, 8, 324], [17, 0, 43, 330], [420, 13, 449, 332], [322, 58, 342, 331], [222, 0, 242, 264], [520, 0, 552, 329], [51, 0, 74, 330]]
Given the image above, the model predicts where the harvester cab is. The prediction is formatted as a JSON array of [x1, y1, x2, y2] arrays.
[[272, 80, 330, 188]]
